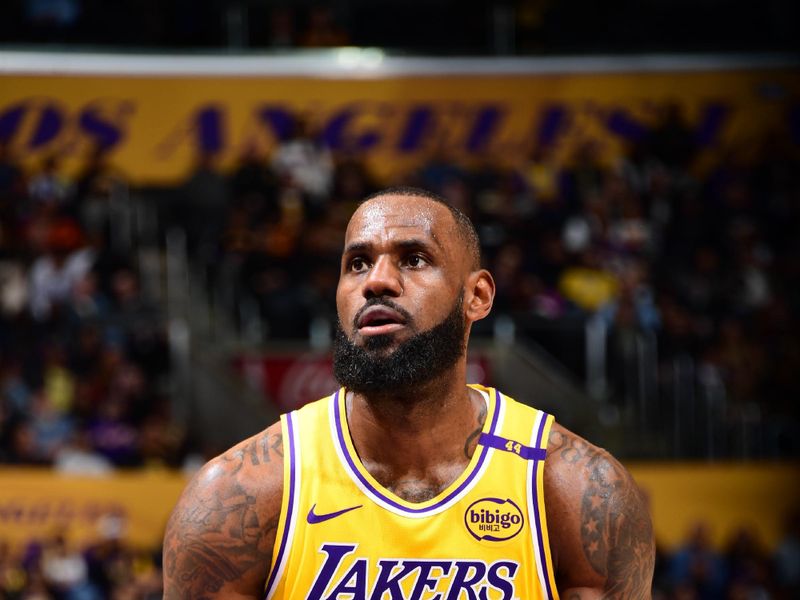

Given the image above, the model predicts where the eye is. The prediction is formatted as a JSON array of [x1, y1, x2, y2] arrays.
[[404, 254, 427, 268], [349, 257, 369, 272]]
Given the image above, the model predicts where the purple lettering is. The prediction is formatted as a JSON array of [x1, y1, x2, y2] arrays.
[[486, 561, 518, 599], [397, 106, 434, 152], [322, 105, 383, 152], [0, 101, 66, 149], [466, 106, 503, 154], [606, 109, 649, 142], [536, 105, 569, 149], [257, 106, 294, 141], [31, 105, 64, 148], [323, 558, 368, 599], [444, 561, 486, 600], [369, 560, 416, 600], [306, 543, 357, 600], [407, 561, 452, 600], [155, 104, 225, 158], [195, 106, 224, 154], [78, 101, 133, 150], [693, 103, 729, 147], [0, 103, 26, 143]]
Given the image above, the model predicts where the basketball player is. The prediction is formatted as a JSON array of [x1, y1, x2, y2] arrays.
[[162, 187, 655, 599]]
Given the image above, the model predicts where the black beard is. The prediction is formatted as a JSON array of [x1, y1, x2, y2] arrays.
[[333, 293, 466, 395]]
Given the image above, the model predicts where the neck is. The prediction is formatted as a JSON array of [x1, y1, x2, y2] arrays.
[[345, 364, 487, 479]]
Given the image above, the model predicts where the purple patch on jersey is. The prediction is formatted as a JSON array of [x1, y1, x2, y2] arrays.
[[478, 432, 547, 460], [332, 388, 501, 515], [464, 497, 525, 542]]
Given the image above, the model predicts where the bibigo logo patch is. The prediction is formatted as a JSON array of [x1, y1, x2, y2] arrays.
[[464, 497, 525, 542]]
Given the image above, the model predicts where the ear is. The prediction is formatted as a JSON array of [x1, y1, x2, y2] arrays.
[[464, 269, 495, 323]]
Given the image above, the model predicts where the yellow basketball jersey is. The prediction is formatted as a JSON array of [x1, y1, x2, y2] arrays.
[[264, 385, 559, 600]]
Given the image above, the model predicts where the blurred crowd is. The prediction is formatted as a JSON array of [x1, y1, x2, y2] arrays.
[[0, 516, 162, 600], [0, 145, 184, 470]]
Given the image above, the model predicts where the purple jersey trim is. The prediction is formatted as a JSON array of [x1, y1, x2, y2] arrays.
[[530, 412, 556, 600], [263, 412, 297, 599], [333, 388, 501, 515], [478, 432, 547, 460]]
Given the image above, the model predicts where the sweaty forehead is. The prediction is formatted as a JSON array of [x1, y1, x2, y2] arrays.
[[346, 195, 456, 247]]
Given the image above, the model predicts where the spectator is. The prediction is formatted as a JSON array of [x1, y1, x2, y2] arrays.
[[40, 531, 98, 600], [28, 219, 94, 321], [669, 522, 727, 599], [271, 114, 334, 216], [177, 152, 229, 261], [558, 250, 618, 313], [28, 155, 72, 208], [724, 526, 772, 598]]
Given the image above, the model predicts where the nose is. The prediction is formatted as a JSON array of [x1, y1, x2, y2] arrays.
[[362, 255, 402, 299]]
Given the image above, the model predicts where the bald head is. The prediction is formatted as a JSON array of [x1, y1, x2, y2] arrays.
[[359, 187, 482, 271]]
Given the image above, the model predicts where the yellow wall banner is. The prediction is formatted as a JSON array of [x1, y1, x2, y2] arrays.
[[0, 463, 797, 552], [628, 462, 800, 551], [0, 468, 185, 550], [1, 57, 798, 184]]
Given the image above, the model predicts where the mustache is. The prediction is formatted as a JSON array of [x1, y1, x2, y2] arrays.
[[352, 297, 414, 330]]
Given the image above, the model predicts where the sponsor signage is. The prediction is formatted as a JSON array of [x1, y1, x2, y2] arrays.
[[465, 498, 525, 542]]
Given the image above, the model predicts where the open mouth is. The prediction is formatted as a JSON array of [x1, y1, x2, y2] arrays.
[[356, 306, 407, 336]]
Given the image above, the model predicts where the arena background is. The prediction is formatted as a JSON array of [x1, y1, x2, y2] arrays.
[[0, 1, 798, 598]]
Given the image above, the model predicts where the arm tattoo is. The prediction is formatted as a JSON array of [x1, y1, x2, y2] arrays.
[[548, 429, 654, 599], [580, 451, 654, 599], [163, 481, 271, 598], [548, 429, 592, 465], [163, 431, 282, 598], [224, 433, 283, 473], [464, 401, 488, 459]]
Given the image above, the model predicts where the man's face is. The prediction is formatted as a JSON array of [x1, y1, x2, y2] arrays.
[[336, 195, 469, 354], [333, 195, 471, 392]]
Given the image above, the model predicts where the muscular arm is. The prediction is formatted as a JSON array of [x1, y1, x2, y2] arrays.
[[545, 423, 655, 599], [163, 422, 284, 600]]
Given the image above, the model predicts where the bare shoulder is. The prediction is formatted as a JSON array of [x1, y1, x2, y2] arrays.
[[162, 421, 285, 600], [544, 422, 654, 599]]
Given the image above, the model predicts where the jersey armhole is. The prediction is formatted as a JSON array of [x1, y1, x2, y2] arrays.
[[527, 412, 560, 600], [263, 412, 301, 600]]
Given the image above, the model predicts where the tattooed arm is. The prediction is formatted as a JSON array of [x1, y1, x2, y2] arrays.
[[163, 422, 284, 599], [544, 423, 655, 600]]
